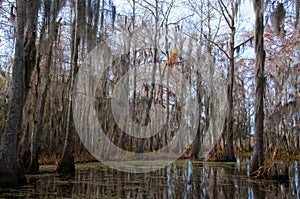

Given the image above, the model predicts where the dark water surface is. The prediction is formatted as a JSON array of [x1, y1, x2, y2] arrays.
[[0, 159, 299, 198]]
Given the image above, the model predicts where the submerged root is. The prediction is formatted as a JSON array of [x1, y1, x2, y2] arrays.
[[251, 162, 289, 181], [207, 144, 227, 162]]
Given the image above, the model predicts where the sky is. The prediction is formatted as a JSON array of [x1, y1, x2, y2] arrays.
[[113, 0, 255, 20]]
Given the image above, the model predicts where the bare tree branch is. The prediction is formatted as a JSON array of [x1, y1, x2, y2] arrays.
[[204, 34, 230, 59], [218, 0, 232, 28], [234, 35, 254, 50], [138, 1, 155, 18], [167, 14, 194, 26]]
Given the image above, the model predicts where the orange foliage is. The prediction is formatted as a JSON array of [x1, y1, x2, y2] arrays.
[[166, 48, 179, 67]]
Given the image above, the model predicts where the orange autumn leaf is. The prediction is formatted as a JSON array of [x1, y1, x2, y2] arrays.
[[167, 48, 178, 66]]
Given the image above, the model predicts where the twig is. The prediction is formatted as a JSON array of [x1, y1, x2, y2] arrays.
[[204, 34, 230, 59], [234, 36, 254, 51]]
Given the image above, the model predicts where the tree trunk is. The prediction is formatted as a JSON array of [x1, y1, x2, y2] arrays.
[[23, 0, 39, 102], [18, 0, 39, 171], [191, 71, 202, 158], [224, 31, 236, 161], [57, 0, 83, 174], [224, 0, 236, 162], [27, 16, 60, 173], [136, 0, 159, 154], [250, 0, 265, 174], [0, 0, 27, 187]]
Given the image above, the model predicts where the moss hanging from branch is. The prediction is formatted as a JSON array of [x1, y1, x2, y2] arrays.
[[270, 3, 286, 36]]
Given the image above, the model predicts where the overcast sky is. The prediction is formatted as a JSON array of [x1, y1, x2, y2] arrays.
[[113, 0, 255, 21]]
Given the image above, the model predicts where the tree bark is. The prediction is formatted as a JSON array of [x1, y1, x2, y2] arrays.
[[224, 27, 236, 162], [57, 0, 84, 174], [23, 0, 39, 102], [250, 0, 266, 174], [191, 72, 202, 158], [223, 0, 236, 162], [135, 0, 159, 154], [27, 15, 60, 174], [0, 0, 27, 187]]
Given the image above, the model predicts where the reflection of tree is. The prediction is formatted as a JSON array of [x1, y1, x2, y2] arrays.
[[6, 161, 296, 198], [251, 181, 266, 199]]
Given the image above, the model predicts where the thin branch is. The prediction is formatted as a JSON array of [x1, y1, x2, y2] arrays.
[[219, 0, 232, 20], [204, 34, 230, 59], [218, 0, 232, 28], [167, 14, 194, 26], [143, 0, 156, 9], [186, 0, 204, 19], [212, 16, 222, 41], [138, 1, 155, 17], [161, 0, 174, 26], [125, 0, 134, 10], [234, 36, 254, 50], [164, 0, 174, 18]]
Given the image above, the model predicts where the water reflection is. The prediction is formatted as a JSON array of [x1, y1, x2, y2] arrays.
[[0, 160, 299, 198]]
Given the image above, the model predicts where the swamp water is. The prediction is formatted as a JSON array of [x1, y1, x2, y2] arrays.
[[0, 159, 299, 198]]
